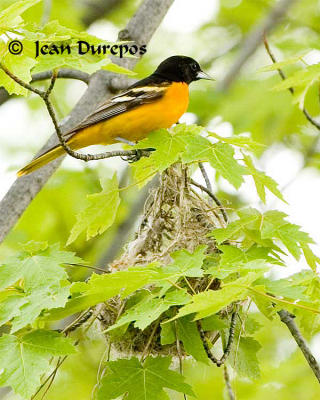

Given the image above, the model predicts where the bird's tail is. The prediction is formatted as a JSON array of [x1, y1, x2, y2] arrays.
[[17, 144, 66, 177]]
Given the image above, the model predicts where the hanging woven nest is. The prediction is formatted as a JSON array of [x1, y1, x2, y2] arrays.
[[95, 163, 231, 357]]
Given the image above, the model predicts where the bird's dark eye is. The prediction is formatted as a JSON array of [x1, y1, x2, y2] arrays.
[[191, 63, 198, 71]]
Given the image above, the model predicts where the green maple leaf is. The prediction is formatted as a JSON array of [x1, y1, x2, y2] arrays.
[[0, 294, 27, 327], [135, 128, 186, 171], [201, 314, 229, 331], [176, 314, 209, 364], [108, 290, 190, 332], [0, 41, 36, 96], [207, 131, 265, 153], [162, 244, 207, 277], [0, 0, 40, 32], [182, 135, 246, 188], [10, 286, 70, 332], [0, 330, 76, 398], [256, 277, 310, 301], [242, 154, 286, 203], [301, 243, 320, 271], [0, 242, 80, 331], [229, 336, 262, 379], [67, 174, 120, 245], [251, 289, 276, 320], [260, 210, 314, 260], [171, 272, 262, 320], [33, 53, 112, 75], [46, 247, 207, 322], [0, 242, 79, 291], [218, 245, 277, 269], [131, 156, 157, 187], [45, 263, 166, 320], [160, 322, 176, 345], [273, 64, 320, 92], [211, 208, 261, 244], [97, 357, 195, 400]]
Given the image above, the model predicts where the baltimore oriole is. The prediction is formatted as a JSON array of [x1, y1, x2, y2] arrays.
[[18, 55, 213, 176]]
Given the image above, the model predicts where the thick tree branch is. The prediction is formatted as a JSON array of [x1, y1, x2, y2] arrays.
[[278, 309, 320, 383], [218, 0, 296, 91], [0, 0, 174, 244]]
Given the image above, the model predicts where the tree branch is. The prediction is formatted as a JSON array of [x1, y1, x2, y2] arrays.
[[0, 0, 174, 244], [0, 69, 90, 107], [263, 37, 320, 132], [32, 69, 90, 84], [217, 0, 297, 91], [278, 309, 320, 383], [197, 306, 238, 367], [223, 365, 235, 400]]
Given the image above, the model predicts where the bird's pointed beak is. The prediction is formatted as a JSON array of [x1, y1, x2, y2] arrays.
[[196, 70, 215, 81]]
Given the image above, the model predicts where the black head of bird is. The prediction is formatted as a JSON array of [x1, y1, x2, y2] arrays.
[[152, 55, 214, 84]]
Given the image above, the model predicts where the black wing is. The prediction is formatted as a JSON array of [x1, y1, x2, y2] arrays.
[[63, 79, 170, 139]]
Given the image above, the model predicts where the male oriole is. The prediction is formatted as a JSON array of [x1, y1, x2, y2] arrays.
[[18, 55, 213, 176]]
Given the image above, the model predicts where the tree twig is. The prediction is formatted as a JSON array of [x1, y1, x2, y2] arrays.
[[223, 365, 235, 400], [217, 309, 238, 366], [264, 36, 320, 194], [198, 162, 213, 195], [32, 69, 90, 84], [190, 178, 228, 224], [62, 308, 93, 335], [197, 306, 238, 367], [278, 309, 320, 383], [218, 0, 296, 91], [175, 321, 187, 400], [263, 36, 320, 131], [0, 69, 90, 106], [141, 320, 159, 361]]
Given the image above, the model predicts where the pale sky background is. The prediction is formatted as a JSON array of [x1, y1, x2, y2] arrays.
[[0, 0, 319, 282]]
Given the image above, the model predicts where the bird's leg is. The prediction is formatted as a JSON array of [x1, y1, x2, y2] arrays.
[[115, 136, 155, 163]]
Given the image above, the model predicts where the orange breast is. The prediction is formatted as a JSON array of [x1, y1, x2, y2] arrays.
[[70, 82, 189, 148]]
